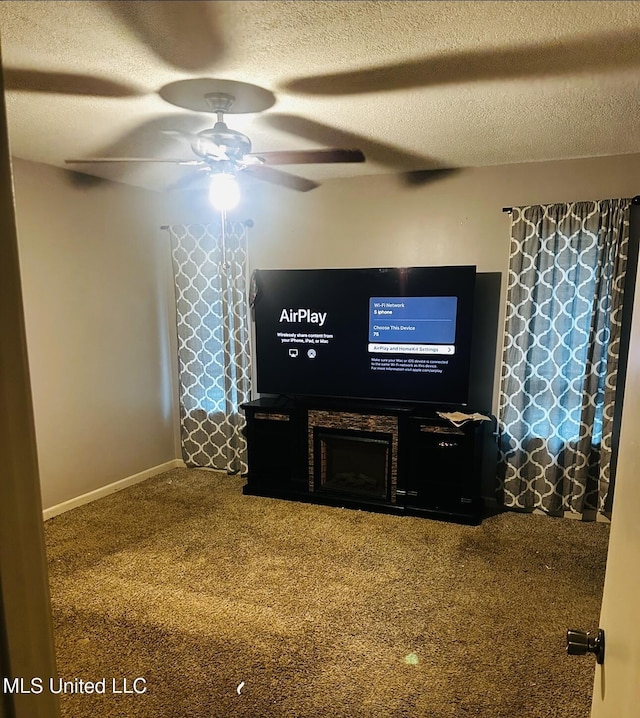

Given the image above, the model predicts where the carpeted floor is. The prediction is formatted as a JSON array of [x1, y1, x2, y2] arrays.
[[44, 468, 609, 718]]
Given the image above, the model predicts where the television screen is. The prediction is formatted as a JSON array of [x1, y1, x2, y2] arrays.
[[252, 266, 476, 405]]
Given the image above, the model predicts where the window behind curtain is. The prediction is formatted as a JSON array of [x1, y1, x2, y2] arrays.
[[498, 199, 631, 518], [168, 221, 251, 474]]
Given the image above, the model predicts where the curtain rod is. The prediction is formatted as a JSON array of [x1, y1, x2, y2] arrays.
[[502, 195, 640, 214]]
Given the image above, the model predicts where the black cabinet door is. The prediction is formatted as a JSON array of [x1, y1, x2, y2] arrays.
[[403, 418, 481, 516], [244, 409, 304, 491]]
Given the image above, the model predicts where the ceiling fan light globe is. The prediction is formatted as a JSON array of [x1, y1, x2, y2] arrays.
[[208, 172, 240, 212]]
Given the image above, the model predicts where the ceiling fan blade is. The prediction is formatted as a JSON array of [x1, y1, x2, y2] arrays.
[[65, 158, 202, 165], [261, 113, 452, 184], [243, 165, 319, 192], [3, 69, 143, 97], [281, 29, 640, 96], [71, 114, 209, 169], [103, 1, 224, 71], [247, 148, 365, 165]]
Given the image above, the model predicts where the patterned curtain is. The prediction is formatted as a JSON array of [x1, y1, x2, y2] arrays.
[[498, 199, 631, 518], [168, 221, 251, 473]]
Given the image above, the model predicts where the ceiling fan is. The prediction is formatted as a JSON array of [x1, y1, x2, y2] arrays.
[[65, 79, 365, 193]]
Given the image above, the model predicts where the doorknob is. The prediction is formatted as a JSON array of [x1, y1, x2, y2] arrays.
[[566, 628, 605, 664]]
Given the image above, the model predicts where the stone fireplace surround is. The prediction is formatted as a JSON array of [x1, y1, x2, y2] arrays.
[[307, 410, 399, 502]]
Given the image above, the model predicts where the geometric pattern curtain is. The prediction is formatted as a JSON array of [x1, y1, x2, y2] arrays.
[[168, 220, 251, 474], [498, 198, 631, 519]]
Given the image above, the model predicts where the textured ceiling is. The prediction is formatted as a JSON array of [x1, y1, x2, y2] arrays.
[[1, 1, 640, 191]]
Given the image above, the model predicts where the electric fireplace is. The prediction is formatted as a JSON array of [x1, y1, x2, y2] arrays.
[[314, 429, 392, 501], [307, 409, 399, 504]]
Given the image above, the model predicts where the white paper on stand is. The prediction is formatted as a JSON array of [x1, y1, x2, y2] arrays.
[[437, 411, 492, 428]]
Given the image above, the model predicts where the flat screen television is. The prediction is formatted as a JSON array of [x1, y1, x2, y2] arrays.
[[252, 265, 476, 406]]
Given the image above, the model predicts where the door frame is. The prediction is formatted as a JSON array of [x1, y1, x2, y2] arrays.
[[0, 45, 60, 718]]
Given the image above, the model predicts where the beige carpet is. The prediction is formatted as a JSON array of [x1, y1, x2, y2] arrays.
[[44, 468, 609, 718]]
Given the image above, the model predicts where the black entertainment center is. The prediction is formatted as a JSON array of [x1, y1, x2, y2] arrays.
[[242, 265, 496, 524]]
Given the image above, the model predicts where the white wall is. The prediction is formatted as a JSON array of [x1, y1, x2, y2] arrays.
[[246, 154, 640, 273], [12, 159, 180, 512]]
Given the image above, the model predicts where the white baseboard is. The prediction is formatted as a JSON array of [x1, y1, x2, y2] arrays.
[[43, 458, 186, 521]]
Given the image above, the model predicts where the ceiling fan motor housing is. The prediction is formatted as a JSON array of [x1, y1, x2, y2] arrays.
[[193, 122, 252, 162]]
